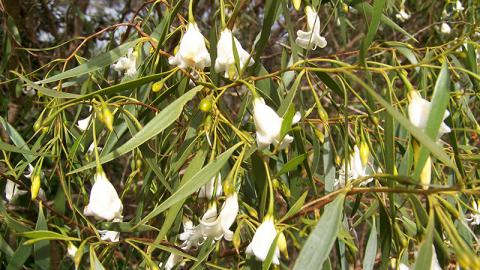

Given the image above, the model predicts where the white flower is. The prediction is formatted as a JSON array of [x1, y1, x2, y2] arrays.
[[200, 193, 239, 241], [246, 219, 280, 265], [98, 218, 122, 242], [87, 143, 102, 154], [24, 164, 34, 179], [22, 86, 36, 97], [169, 23, 211, 69], [398, 263, 409, 270], [84, 171, 123, 221], [77, 115, 92, 131], [440, 22, 452, 34], [160, 252, 183, 270], [295, 6, 327, 50], [396, 9, 411, 22], [454, 1, 464, 12], [198, 173, 223, 199], [407, 90, 451, 136], [67, 242, 78, 258], [214, 28, 254, 79], [335, 145, 370, 188], [466, 200, 480, 226], [253, 97, 300, 149], [431, 246, 442, 270], [5, 180, 27, 203], [113, 48, 137, 76]]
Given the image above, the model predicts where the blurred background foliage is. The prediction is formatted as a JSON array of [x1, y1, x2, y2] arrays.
[[0, 0, 479, 269]]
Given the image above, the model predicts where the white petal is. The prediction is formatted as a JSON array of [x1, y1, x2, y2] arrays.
[[77, 114, 92, 131], [246, 220, 280, 265], [219, 193, 239, 238], [84, 172, 123, 221], [171, 23, 211, 69], [253, 98, 282, 148]]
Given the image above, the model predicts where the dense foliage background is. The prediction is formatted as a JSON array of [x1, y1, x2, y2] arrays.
[[0, 0, 479, 269]]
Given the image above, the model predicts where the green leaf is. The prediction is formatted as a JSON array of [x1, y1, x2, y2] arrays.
[[13, 72, 81, 99], [0, 140, 42, 156], [413, 213, 435, 270], [415, 62, 451, 177], [345, 72, 456, 171], [262, 233, 280, 270], [279, 191, 308, 222], [89, 247, 106, 270], [359, 0, 387, 65], [362, 219, 377, 270], [37, 39, 140, 84], [133, 143, 241, 229], [34, 204, 50, 270], [252, 0, 281, 70], [68, 86, 202, 174], [277, 154, 307, 177], [19, 230, 79, 244], [354, 2, 417, 42], [6, 242, 32, 270], [277, 71, 304, 116], [293, 194, 345, 270]]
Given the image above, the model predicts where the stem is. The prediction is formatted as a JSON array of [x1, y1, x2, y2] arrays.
[[263, 159, 275, 217], [220, 0, 226, 28], [188, 0, 195, 23], [92, 116, 102, 173]]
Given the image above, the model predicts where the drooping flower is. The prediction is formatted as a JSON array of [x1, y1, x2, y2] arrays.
[[396, 9, 411, 22], [67, 242, 78, 258], [84, 171, 123, 221], [407, 90, 451, 136], [335, 145, 371, 188], [198, 173, 223, 199], [295, 6, 327, 50], [218, 193, 239, 241], [440, 22, 452, 34], [253, 97, 301, 149], [246, 218, 280, 265], [198, 195, 239, 241], [466, 200, 480, 226], [22, 86, 36, 97], [454, 1, 464, 12], [5, 180, 27, 203], [169, 23, 211, 69], [112, 48, 137, 77], [98, 218, 122, 242], [77, 106, 93, 131], [160, 220, 199, 269], [214, 28, 254, 79]]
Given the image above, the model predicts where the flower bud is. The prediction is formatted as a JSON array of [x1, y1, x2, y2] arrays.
[[342, 3, 349, 13], [292, 0, 301, 10], [419, 156, 432, 190], [199, 97, 212, 112], [277, 231, 289, 259], [314, 129, 324, 143], [31, 174, 41, 200], [102, 107, 114, 131], [359, 142, 369, 167], [152, 80, 164, 92]]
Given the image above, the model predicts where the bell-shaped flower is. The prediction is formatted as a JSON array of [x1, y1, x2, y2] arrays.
[[295, 6, 327, 50], [112, 48, 137, 77], [198, 173, 223, 199], [98, 218, 122, 242], [67, 242, 78, 259], [84, 171, 123, 221], [253, 97, 300, 149], [169, 23, 211, 69], [440, 22, 451, 34], [407, 90, 451, 136], [214, 28, 253, 79], [198, 195, 239, 241], [5, 180, 27, 203], [246, 218, 280, 265], [395, 9, 411, 22], [160, 252, 183, 270], [466, 200, 480, 226], [454, 1, 464, 12], [23, 86, 36, 97], [335, 145, 371, 188], [77, 106, 93, 131]]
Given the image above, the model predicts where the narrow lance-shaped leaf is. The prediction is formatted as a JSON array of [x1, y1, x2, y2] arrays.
[[68, 86, 202, 174], [293, 193, 346, 270]]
